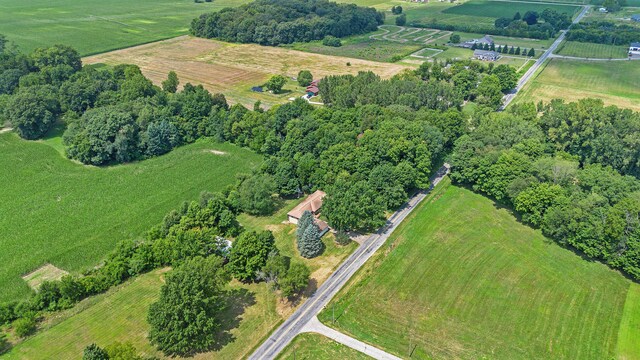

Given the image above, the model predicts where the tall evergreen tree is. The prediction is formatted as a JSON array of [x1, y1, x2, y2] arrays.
[[297, 221, 323, 258], [296, 210, 314, 239]]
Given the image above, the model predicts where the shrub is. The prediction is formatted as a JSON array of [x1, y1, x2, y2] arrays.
[[297, 70, 313, 87], [13, 316, 36, 338], [322, 36, 342, 47], [335, 231, 351, 246]]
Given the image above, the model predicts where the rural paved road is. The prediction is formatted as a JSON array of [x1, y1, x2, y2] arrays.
[[501, 5, 590, 109], [248, 164, 451, 360], [301, 317, 403, 360]]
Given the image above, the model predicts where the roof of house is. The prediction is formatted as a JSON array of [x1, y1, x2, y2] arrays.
[[473, 49, 500, 57], [306, 85, 319, 93], [631, 42, 640, 48], [315, 218, 330, 234], [287, 190, 326, 219], [478, 35, 494, 44]]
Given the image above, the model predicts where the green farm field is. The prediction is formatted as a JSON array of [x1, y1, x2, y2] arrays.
[[515, 58, 640, 111], [0, 133, 261, 303], [318, 179, 639, 359], [285, 34, 424, 63], [0, 0, 250, 55], [277, 333, 372, 360], [406, 0, 579, 28], [556, 41, 629, 58]]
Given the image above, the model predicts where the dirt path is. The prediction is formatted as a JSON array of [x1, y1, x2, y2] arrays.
[[0, 128, 13, 134]]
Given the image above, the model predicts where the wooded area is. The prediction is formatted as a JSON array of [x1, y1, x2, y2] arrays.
[[190, 0, 384, 45]]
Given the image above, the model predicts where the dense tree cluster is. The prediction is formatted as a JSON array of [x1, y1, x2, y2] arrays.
[[190, 0, 384, 46], [450, 100, 640, 281], [417, 8, 571, 40], [567, 21, 640, 45], [259, 252, 311, 298], [213, 83, 468, 231], [0, 37, 233, 165]]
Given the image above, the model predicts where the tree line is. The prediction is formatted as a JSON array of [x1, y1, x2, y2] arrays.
[[567, 21, 640, 45], [450, 99, 640, 281], [190, 0, 384, 46]]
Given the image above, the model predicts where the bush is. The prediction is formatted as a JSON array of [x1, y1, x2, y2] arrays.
[[83, 343, 109, 360], [322, 36, 342, 47], [335, 231, 351, 246], [265, 75, 287, 94], [280, 262, 310, 298], [13, 316, 36, 338], [395, 14, 407, 26], [449, 34, 461, 44]]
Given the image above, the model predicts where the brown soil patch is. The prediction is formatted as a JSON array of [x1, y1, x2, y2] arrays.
[[83, 36, 411, 108], [22, 263, 69, 290]]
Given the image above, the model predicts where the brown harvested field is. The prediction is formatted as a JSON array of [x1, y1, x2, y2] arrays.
[[83, 36, 411, 107]]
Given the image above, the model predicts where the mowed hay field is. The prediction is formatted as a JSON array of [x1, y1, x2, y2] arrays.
[[277, 333, 372, 360], [0, 133, 261, 303], [556, 41, 630, 59], [83, 36, 411, 108], [318, 179, 639, 359], [0, 0, 250, 55], [515, 58, 640, 111]]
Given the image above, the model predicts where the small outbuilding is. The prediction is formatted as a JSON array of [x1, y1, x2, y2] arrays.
[[631, 14, 640, 22], [630, 42, 640, 58], [473, 49, 500, 61]]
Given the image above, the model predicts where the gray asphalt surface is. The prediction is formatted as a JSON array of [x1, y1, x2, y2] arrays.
[[248, 164, 451, 360], [501, 5, 590, 109]]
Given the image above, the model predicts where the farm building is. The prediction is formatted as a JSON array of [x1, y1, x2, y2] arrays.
[[461, 35, 494, 48], [631, 14, 640, 22], [306, 80, 319, 97], [598, 7, 608, 13], [287, 190, 329, 236], [473, 49, 500, 61]]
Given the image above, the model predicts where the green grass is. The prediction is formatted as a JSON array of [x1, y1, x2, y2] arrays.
[[405, 0, 579, 28], [319, 179, 634, 359], [443, 1, 579, 19], [616, 283, 640, 360], [515, 58, 640, 111], [4, 269, 284, 360], [556, 41, 630, 59], [276, 333, 372, 360], [0, 0, 250, 55], [0, 133, 261, 303], [285, 33, 424, 63]]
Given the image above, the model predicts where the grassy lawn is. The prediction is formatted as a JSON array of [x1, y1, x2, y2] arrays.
[[318, 178, 634, 359], [556, 41, 630, 59], [4, 269, 283, 360], [0, 0, 250, 55], [276, 333, 372, 360], [0, 133, 261, 303], [84, 37, 411, 108], [515, 58, 640, 111]]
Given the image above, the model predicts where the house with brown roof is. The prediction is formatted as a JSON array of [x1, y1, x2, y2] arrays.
[[287, 190, 329, 235]]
